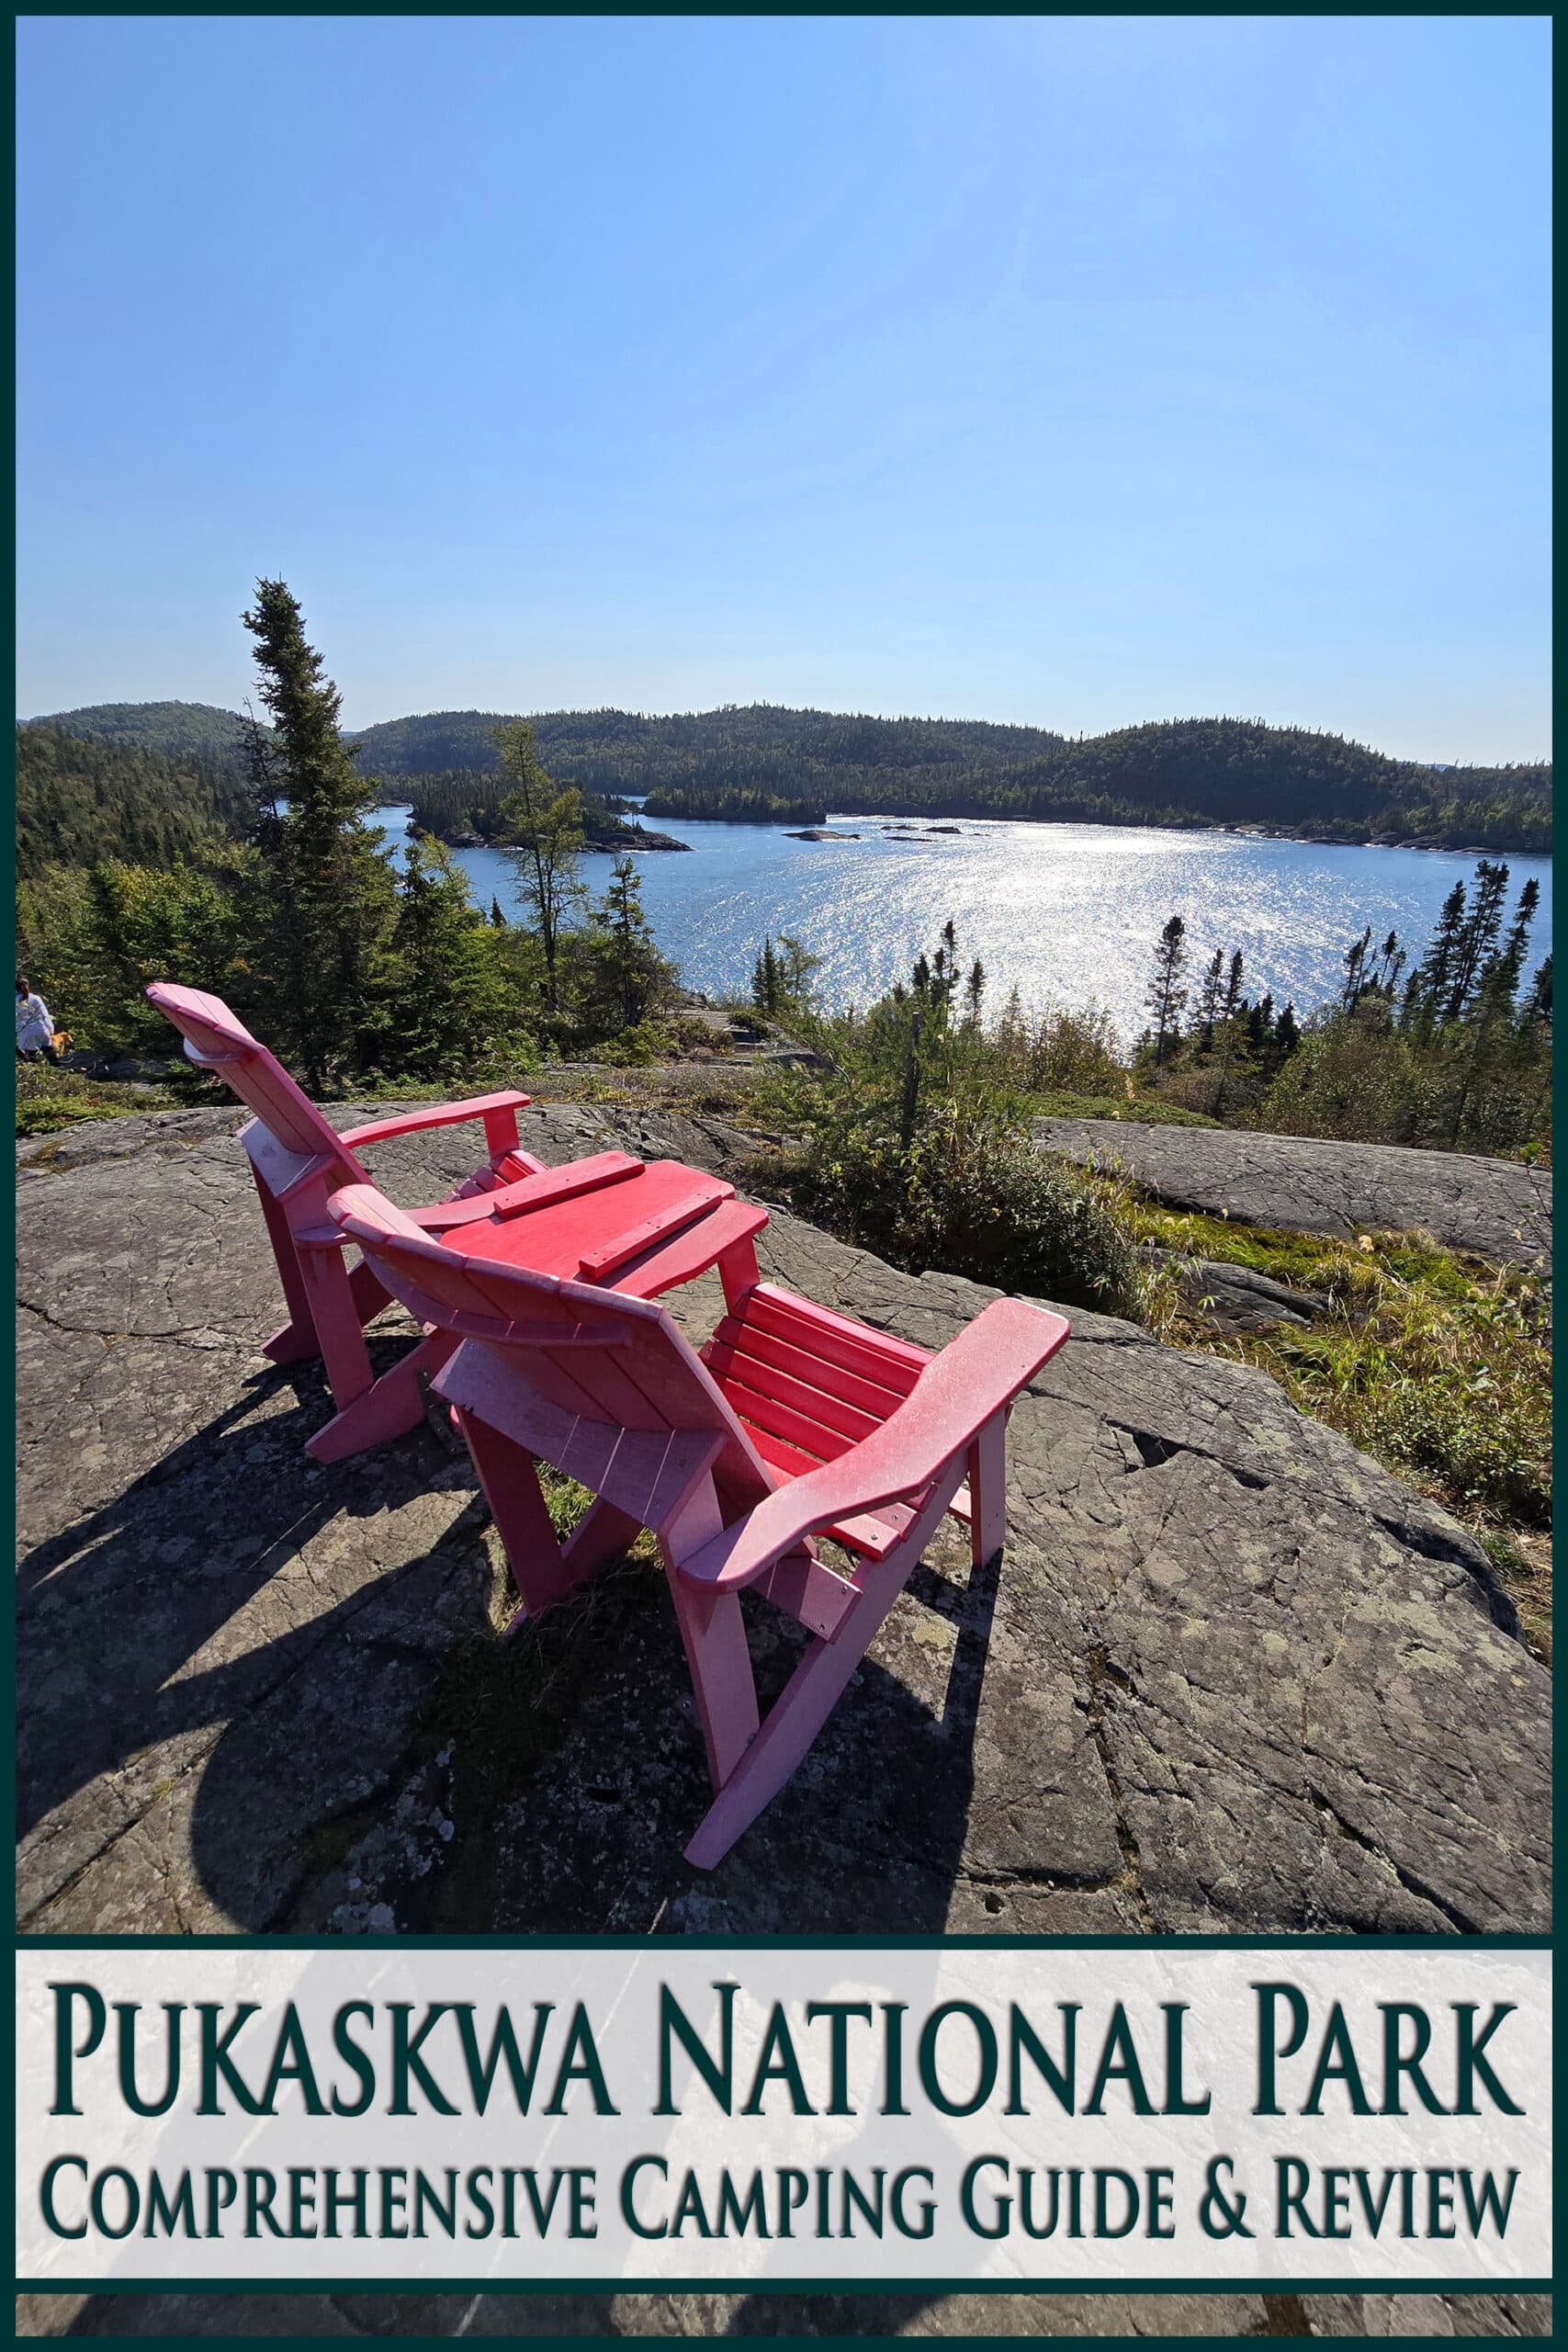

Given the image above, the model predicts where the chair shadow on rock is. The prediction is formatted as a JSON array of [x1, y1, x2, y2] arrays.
[[22, 1331, 1010, 1936], [15, 1342, 474, 1857], [179, 1469, 1007, 1936]]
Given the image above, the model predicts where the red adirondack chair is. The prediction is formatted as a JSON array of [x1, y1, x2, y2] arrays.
[[146, 982, 552, 1463], [330, 1178, 1070, 1867]]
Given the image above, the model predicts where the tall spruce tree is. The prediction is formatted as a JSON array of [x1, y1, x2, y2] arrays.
[[1145, 915, 1189, 1068], [241, 579, 396, 1087], [751, 936, 783, 1013], [1444, 858, 1510, 1018], [1404, 881, 1467, 1034], [592, 854, 674, 1031]]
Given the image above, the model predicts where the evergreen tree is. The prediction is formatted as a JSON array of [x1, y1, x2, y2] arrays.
[[1145, 916, 1188, 1068], [964, 957, 987, 1026], [1525, 954, 1551, 1028], [240, 580, 397, 1088], [1495, 878, 1540, 997], [382, 840, 514, 1079], [1373, 930, 1405, 996], [1444, 858, 1510, 1017], [1195, 947, 1224, 1048], [751, 936, 783, 1013], [1211, 949, 1248, 1115], [490, 897, 508, 927], [1341, 924, 1372, 1010], [774, 933, 823, 1001], [494, 720, 585, 1008], [1404, 881, 1467, 1032], [592, 855, 675, 1031]]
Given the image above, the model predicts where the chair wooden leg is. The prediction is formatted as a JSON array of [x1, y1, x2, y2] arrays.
[[682, 1456, 966, 1871], [253, 1169, 321, 1364], [660, 1476, 761, 1792], [455, 1409, 578, 1627], [347, 1255, 393, 1329], [966, 1408, 1009, 1567], [295, 1245, 375, 1410], [305, 1329, 457, 1464]]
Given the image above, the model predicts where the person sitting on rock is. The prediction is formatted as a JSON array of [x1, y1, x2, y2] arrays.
[[16, 976, 60, 1065]]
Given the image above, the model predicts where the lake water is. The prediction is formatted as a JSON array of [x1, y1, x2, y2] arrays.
[[369, 805, 1551, 1050]]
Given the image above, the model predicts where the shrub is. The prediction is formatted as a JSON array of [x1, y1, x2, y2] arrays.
[[790, 1094, 1148, 1317]]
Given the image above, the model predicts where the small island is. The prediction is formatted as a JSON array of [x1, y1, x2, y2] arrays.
[[784, 826, 860, 842], [581, 818, 691, 854]]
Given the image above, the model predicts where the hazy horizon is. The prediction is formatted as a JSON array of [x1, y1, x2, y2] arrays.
[[17, 17, 1550, 762]]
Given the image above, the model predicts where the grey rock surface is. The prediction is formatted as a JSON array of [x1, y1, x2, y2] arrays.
[[1032, 1118, 1551, 1269], [13, 1103, 1551, 2336], [11, 2289, 1554, 2336], [16, 1102, 1549, 1942]]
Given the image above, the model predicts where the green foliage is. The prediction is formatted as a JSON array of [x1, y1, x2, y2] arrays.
[[1142, 1209, 1551, 1533], [1131, 864, 1551, 1154], [15, 1064, 181, 1136], [17, 852, 257, 1057], [401, 770, 635, 845], [577, 855, 679, 1035], [16, 725, 253, 876], [643, 786, 827, 824], [787, 1098, 1149, 1317], [378, 840, 533, 1080], [753, 923, 1152, 1317]]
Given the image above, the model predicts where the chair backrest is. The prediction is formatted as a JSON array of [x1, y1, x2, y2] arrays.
[[330, 1181, 772, 1502], [145, 983, 365, 1183]]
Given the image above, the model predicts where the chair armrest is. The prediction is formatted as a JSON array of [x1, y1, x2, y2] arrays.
[[407, 1151, 645, 1232], [342, 1090, 530, 1158], [611, 1200, 769, 1299], [675, 1296, 1069, 1593]]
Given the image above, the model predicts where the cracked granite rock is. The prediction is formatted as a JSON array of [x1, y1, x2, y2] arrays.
[[1031, 1117, 1551, 1270], [13, 1104, 1552, 2339], [16, 1102, 1548, 1940]]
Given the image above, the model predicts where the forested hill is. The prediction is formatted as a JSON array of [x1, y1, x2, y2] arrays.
[[19, 699, 1551, 851], [27, 699, 258, 765], [16, 724, 254, 876], [347, 704, 1064, 787], [351, 706, 1551, 849]]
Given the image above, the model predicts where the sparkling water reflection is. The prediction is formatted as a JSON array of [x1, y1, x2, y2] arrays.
[[372, 808, 1551, 1052]]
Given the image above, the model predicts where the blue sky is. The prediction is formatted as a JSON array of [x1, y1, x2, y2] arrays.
[[16, 14, 1551, 759]]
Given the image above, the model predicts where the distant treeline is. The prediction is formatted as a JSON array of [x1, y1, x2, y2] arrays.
[[638, 786, 828, 826], [23, 699, 1552, 852], [347, 706, 1551, 850], [16, 724, 253, 877]]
